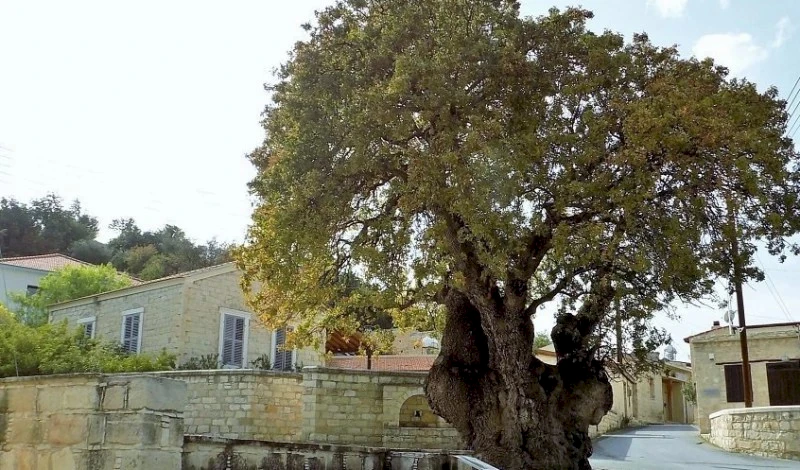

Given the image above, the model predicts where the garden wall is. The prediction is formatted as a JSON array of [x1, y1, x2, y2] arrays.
[[709, 406, 800, 461]]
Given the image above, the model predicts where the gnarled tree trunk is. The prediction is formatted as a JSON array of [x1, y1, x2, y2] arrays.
[[424, 289, 613, 470]]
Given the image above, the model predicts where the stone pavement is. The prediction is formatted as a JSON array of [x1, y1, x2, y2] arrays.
[[590, 424, 800, 470]]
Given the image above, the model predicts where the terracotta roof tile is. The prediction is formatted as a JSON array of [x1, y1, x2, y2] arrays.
[[326, 355, 436, 371], [0, 253, 143, 284], [0, 253, 91, 271]]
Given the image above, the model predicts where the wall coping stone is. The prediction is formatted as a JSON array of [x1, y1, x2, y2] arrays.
[[151, 369, 303, 380], [709, 405, 800, 419], [0, 372, 105, 384], [302, 366, 428, 378], [184, 434, 471, 454]]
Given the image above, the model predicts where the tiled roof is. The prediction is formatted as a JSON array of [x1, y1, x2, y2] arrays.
[[0, 253, 91, 271], [326, 355, 436, 371], [0, 253, 143, 284]]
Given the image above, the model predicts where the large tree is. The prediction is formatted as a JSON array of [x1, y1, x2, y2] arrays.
[[0, 194, 98, 258], [236, 2, 800, 468]]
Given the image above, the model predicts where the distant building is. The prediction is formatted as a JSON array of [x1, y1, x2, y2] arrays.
[[537, 344, 695, 426], [0, 253, 92, 308], [685, 320, 800, 433]]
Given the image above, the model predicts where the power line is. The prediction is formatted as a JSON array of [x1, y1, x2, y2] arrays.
[[785, 74, 800, 112], [755, 253, 794, 322], [786, 97, 800, 136]]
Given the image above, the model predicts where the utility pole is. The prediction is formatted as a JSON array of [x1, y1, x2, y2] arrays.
[[729, 205, 753, 408], [615, 298, 628, 418]]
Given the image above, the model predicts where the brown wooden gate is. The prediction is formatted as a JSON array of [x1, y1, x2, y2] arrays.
[[766, 360, 800, 406]]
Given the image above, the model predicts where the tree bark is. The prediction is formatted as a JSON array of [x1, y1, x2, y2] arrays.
[[425, 289, 613, 470]]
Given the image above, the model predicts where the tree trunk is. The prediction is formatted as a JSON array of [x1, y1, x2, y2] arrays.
[[425, 290, 613, 470]]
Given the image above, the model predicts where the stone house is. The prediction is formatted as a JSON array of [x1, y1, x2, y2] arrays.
[[538, 344, 695, 427], [685, 320, 800, 433], [48, 263, 323, 370]]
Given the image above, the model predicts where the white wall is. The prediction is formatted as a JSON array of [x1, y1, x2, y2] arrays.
[[0, 264, 48, 309]]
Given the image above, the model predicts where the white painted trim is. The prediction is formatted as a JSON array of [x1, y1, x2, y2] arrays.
[[77, 316, 97, 339], [218, 308, 251, 368], [120, 307, 144, 354], [271, 328, 297, 370]]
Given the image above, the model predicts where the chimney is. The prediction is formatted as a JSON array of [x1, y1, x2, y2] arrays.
[[712, 320, 721, 327]]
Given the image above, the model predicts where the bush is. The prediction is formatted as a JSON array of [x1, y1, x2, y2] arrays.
[[0, 305, 175, 378], [177, 354, 221, 370], [250, 354, 271, 370]]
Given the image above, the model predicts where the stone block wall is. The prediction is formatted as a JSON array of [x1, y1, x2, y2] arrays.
[[709, 406, 800, 461], [156, 370, 304, 442], [302, 368, 465, 450], [0, 374, 185, 470]]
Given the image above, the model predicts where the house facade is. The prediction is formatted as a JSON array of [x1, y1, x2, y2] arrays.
[[686, 321, 800, 433], [0, 253, 91, 308], [49, 263, 323, 370]]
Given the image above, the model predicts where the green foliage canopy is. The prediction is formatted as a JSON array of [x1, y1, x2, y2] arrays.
[[11, 264, 132, 326], [237, 0, 800, 354], [237, 2, 800, 350]]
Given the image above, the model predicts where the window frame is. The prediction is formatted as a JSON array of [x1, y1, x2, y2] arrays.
[[77, 316, 97, 339], [272, 327, 297, 371], [218, 308, 251, 369], [120, 307, 144, 354]]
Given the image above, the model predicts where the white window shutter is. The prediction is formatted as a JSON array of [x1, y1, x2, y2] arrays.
[[222, 314, 245, 368], [274, 328, 293, 371], [122, 312, 141, 354]]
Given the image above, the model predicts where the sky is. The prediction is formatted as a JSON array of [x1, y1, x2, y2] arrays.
[[1, 0, 799, 361]]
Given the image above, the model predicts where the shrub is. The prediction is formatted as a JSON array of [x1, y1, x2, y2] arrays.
[[0, 305, 175, 378], [177, 354, 221, 370], [250, 354, 271, 370]]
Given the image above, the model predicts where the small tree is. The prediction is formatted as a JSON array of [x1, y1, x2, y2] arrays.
[[11, 264, 131, 326]]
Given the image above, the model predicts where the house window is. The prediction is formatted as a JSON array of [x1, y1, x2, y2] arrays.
[[218, 308, 250, 368], [724, 364, 746, 402], [26, 285, 39, 296], [648, 377, 655, 400], [272, 327, 295, 371], [120, 308, 143, 354], [78, 316, 96, 339]]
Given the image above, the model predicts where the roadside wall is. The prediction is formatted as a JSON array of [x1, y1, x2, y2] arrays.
[[0, 374, 185, 470], [709, 406, 800, 461], [155, 369, 304, 442]]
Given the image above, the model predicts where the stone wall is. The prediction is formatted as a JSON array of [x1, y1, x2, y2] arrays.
[[302, 368, 464, 450], [156, 370, 304, 442], [0, 374, 185, 470], [709, 406, 800, 461], [689, 324, 800, 433], [182, 437, 471, 470]]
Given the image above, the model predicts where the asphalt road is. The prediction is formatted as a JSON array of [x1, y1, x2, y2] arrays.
[[589, 424, 800, 470]]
